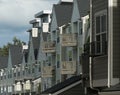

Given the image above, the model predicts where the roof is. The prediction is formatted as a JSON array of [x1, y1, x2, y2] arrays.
[[29, 18, 40, 24], [9, 45, 23, 66], [58, 0, 73, 4], [41, 75, 81, 94], [53, 3, 73, 27], [77, 0, 90, 17], [0, 56, 8, 69], [35, 10, 51, 18]]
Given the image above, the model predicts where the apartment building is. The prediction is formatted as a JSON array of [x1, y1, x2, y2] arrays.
[[40, 0, 90, 95], [1, 0, 120, 95], [82, 0, 120, 95]]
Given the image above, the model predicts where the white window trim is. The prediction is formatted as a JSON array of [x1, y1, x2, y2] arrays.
[[94, 10, 107, 55]]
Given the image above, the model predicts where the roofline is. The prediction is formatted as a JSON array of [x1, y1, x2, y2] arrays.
[[27, 28, 32, 32], [50, 80, 81, 95], [35, 10, 52, 18], [58, 0, 73, 4], [29, 18, 40, 24]]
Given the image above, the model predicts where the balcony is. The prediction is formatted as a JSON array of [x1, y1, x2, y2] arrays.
[[61, 34, 77, 46], [61, 61, 76, 74], [84, 41, 107, 57], [42, 42, 56, 53], [42, 66, 54, 77]]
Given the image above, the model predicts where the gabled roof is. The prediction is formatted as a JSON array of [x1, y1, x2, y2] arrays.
[[77, 0, 90, 17], [53, 3, 73, 27], [0, 56, 8, 69], [9, 45, 23, 66], [29, 18, 40, 24], [35, 10, 51, 18], [41, 76, 81, 94]]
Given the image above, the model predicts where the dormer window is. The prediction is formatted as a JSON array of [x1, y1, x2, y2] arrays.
[[95, 10, 107, 55]]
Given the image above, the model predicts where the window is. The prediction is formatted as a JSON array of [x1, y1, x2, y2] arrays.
[[18, 72, 20, 77], [68, 50, 72, 61], [32, 68, 35, 73], [95, 10, 107, 54], [14, 73, 16, 77]]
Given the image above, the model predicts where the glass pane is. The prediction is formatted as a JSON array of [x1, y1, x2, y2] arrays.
[[96, 35, 100, 42], [101, 15, 106, 32], [102, 34, 106, 42], [102, 34, 107, 53], [96, 35, 100, 53], [96, 42, 101, 53], [96, 16, 100, 33]]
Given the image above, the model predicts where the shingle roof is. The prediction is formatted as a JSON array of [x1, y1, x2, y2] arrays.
[[77, 0, 90, 17], [41, 75, 81, 94], [53, 3, 73, 27], [9, 45, 23, 66], [0, 56, 8, 69]]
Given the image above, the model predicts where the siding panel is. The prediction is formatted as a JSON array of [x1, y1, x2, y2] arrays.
[[93, 56, 108, 80], [113, 0, 120, 78]]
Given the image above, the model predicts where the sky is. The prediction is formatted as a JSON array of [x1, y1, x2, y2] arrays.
[[0, 0, 59, 47]]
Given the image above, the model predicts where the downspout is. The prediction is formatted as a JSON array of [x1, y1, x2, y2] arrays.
[[89, 0, 93, 88], [108, 0, 113, 88]]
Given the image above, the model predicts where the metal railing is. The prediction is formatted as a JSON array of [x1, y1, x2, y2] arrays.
[[84, 41, 107, 57]]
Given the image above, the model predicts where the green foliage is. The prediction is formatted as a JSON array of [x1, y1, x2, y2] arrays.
[[0, 37, 26, 56], [38, 83, 41, 94]]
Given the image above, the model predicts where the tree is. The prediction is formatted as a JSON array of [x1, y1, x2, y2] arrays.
[[0, 37, 26, 56]]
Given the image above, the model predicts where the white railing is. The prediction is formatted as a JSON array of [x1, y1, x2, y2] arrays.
[[61, 34, 77, 46], [61, 61, 76, 74], [42, 66, 54, 77], [42, 42, 56, 53]]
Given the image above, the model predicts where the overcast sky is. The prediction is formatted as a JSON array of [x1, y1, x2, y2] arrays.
[[0, 0, 59, 47]]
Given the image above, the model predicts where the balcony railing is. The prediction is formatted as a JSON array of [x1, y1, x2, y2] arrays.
[[61, 61, 76, 74], [42, 42, 56, 53], [42, 66, 54, 77], [84, 41, 107, 57], [61, 34, 77, 46]]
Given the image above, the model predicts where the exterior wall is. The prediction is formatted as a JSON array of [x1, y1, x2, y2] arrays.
[[113, 0, 120, 78], [71, 0, 80, 22], [91, 0, 108, 87], [92, 0, 108, 41]]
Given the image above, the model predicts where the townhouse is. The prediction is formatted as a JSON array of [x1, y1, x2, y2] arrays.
[[41, 0, 90, 95], [0, 0, 120, 95], [82, 0, 120, 95]]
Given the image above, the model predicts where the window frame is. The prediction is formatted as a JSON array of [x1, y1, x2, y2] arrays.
[[95, 10, 107, 55]]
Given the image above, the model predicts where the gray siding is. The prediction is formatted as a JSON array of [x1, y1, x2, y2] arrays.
[[93, 56, 108, 80], [92, 0, 108, 81], [113, 0, 120, 78], [92, 0, 108, 41]]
